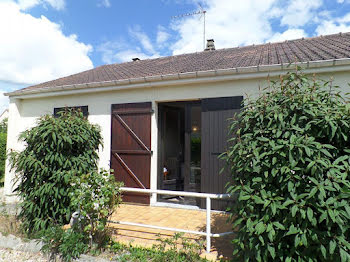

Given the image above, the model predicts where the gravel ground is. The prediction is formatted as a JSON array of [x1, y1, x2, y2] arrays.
[[0, 248, 47, 262]]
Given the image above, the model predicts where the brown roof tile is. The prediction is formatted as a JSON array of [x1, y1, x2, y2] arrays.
[[20, 32, 350, 92]]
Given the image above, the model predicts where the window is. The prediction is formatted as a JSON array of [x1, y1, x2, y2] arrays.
[[53, 106, 88, 117]]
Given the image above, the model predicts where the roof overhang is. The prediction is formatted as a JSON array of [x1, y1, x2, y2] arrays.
[[6, 58, 350, 99]]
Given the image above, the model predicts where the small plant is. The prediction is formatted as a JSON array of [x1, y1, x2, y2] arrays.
[[9, 110, 102, 235], [224, 71, 350, 261], [109, 233, 208, 262], [152, 233, 206, 262], [40, 226, 89, 262], [70, 169, 123, 248]]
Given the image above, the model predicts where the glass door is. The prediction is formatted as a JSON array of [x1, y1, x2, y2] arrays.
[[184, 104, 201, 194]]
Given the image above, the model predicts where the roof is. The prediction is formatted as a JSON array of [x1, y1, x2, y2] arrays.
[[12, 32, 350, 95]]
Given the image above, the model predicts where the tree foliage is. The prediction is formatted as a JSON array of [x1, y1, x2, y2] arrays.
[[0, 118, 7, 183], [224, 72, 350, 261], [9, 111, 102, 234]]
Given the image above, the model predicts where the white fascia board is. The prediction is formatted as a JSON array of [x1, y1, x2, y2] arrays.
[[6, 58, 350, 99]]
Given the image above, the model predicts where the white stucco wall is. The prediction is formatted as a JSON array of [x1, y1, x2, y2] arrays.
[[4, 70, 350, 203]]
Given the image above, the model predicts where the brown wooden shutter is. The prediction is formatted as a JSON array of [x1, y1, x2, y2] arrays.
[[201, 96, 243, 210], [111, 102, 152, 204]]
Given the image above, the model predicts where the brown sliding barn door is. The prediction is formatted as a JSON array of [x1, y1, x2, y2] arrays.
[[111, 102, 152, 204], [201, 96, 243, 210]]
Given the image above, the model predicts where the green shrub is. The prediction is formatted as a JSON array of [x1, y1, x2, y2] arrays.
[[0, 117, 7, 184], [9, 111, 102, 234], [40, 226, 89, 262], [70, 169, 123, 247], [224, 71, 350, 261], [0, 132, 7, 183], [0, 118, 7, 133]]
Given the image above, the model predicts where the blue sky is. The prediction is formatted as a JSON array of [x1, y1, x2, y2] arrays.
[[0, 0, 350, 112]]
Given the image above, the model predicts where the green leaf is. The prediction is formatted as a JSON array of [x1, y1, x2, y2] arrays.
[[271, 202, 277, 215], [319, 212, 328, 223], [345, 205, 350, 217], [329, 240, 336, 255], [239, 195, 251, 201], [288, 181, 294, 192], [340, 248, 349, 262], [273, 222, 285, 230], [321, 244, 327, 259], [282, 199, 294, 207], [267, 245, 276, 259], [308, 187, 318, 198], [255, 222, 266, 235], [305, 147, 311, 157], [257, 137, 269, 142], [328, 209, 336, 222], [334, 155, 348, 165], [294, 234, 300, 247], [286, 225, 299, 236], [307, 207, 313, 222], [292, 205, 298, 217]]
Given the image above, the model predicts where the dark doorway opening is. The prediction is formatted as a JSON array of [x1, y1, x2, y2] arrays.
[[158, 101, 201, 206], [158, 96, 243, 210]]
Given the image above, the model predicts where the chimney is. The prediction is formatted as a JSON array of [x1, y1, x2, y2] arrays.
[[204, 39, 215, 51], [132, 57, 140, 61]]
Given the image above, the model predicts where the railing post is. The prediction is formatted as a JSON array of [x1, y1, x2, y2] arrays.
[[206, 196, 211, 253]]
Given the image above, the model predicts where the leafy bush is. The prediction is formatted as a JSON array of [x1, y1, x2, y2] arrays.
[[70, 169, 123, 247], [40, 226, 89, 262], [225, 71, 350, 261], [0, 117, 7, 184], [0, 132, 7, 184], [9, 111, 102, 234], [0, 118, 7, 133]]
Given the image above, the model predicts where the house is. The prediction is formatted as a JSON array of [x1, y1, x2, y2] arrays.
[[4, 33, 350, 209]]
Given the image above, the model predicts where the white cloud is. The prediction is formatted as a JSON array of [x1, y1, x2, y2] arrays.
[[97, 0, 110, 8], [97, 41, 159, 64], [316, 12, 350, 35], [156, 25, 170, 46], [128, 26, 157, 54], [170, 0, 279, 55], [97, 25, 167, 64], [316, 20, 350, 35], [16, 0, 65, 10], [0, 2, 93, 85], [268, 28, 307, 42], [280, 0, 322, 27], [338, 13, 350, 23]]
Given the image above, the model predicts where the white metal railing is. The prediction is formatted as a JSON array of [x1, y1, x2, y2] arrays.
[[108, 187, 234, 253]]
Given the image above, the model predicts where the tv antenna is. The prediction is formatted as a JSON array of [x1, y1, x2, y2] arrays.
[[172, 3, 207, 49]]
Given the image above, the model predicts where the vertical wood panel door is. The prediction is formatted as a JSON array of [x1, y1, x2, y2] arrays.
[[111, 102, 152, 204], [201, 96, 243, 210]]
